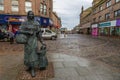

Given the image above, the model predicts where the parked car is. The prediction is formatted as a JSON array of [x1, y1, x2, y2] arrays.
[[0, 32, 9, 41], [41, 28, 57, 40]]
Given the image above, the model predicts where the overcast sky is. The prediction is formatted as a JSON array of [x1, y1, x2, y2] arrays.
[[53, 0, 93, 30]]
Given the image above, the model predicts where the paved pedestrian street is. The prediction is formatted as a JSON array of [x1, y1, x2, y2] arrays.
[[0, 34, 120, 80]]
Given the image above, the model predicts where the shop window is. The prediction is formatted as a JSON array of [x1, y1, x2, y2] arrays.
[[0, 0, 4, 11], [105, 13, 110, 20], [115, 0, 120, 3], [11, 0, 19, 12], [25, 1, 32, 12], [106, 0, 111, 7], [114, 9, 120, 17], [116, 27, 120, 36]]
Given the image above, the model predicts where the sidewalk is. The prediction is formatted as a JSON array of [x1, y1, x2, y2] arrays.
[[91, 35, 120, 41], [47, 53, 120, 80]]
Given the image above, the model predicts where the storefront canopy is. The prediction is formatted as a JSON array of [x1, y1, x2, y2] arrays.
[[0, 14, 51, 27]]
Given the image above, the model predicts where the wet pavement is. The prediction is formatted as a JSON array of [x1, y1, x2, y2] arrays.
[[0, 34, 120, 80]]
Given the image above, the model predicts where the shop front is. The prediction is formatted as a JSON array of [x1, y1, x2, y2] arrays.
[[99, 20, 116, 36], [0, 14, 51, 33], [0, 14, 27, 33], [80, 23, 91, 34], [116, 19, 120, 36], [91, 24, 98, 36]]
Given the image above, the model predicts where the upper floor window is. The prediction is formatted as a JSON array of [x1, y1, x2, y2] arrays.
[[106, 0, 111, 7], [40, 3, 47, 15], [25, 1, 32, 12], [11, 0, 19, 12], [99, 16, 102, 21], [93, 18, 96, 22], [105, 13, 110, 20], [99, 6, 103, 11], [43, 5, 47, 15], [40, 3, 43, 14], [93, 9, 96, 13], [115, 0, 120, 3], [43, 0, 46, 2], [0, 0, 4, 11], [114, 9, 120, 17]]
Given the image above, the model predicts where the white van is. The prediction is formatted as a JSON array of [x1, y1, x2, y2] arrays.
[[41, 28, 57, 40]]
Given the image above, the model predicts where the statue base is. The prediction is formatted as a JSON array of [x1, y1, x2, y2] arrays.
[[17, 62, 54, 80]]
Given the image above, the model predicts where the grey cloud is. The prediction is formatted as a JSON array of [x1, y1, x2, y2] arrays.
[[53, 0, 93, 30]]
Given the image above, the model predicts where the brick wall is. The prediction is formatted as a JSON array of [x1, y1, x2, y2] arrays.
[[92, 0, 120, 23], [0, 0, 52, 17]]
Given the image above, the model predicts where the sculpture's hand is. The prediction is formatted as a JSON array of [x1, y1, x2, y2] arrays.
[[42, 42, 46, 46], [29, 31, 34, 35]]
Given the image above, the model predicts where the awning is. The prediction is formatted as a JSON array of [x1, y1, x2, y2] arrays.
[[80, 22, 91, 29], [0, 14, 26, 25]]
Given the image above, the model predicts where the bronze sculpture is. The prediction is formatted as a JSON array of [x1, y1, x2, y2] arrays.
[[16, 11, 48, 77]]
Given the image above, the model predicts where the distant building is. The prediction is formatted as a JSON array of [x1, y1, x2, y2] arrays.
[[79, 6, 92, 34], [60, 28, 67, 34]]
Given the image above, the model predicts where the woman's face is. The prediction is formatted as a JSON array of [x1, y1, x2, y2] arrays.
[[27, 11, 34, 20]]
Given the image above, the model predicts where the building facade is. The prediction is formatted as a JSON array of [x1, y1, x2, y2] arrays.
[[79, 0, 120, 37], [92, 0, 120, 36], [0, 0, 53, 33], [79, 7, 92, 34], [51, 12, 61, 33]]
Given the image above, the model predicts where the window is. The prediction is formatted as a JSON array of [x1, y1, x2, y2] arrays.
[[115, 0, 120, 3], [0, 0, 4, 11], [40, 3, 43, 14], [114, 9, 120, 17], [93, 18, 96, 22], [99, 6, 102, 11], [11, 0, 19, 12], [93, 9, 96, 13], [43, 5, 47, 15], [105, 13, 110, 20], [106, 0, 111, 7], [25, 1, 32, 12], [99, 16, 102, 21], [40, 3, 47, 15], [43, 0, 46, 2]]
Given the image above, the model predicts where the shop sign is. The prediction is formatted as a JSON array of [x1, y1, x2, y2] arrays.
[[116, 19, 120, 26], [40, 17, 49, 26], [99, 22, 111, 27], [91, 24, 98, 28], [99, 20, 116, 27]]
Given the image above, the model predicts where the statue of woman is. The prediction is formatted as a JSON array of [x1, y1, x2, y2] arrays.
[[19, 11, 44, 77]]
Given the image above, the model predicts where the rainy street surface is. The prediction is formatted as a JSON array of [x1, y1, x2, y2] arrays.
[[0, 34, 120, 80]]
